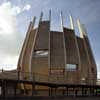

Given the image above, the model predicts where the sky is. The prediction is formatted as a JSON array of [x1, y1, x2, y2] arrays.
[[0, 0, 100, 77]]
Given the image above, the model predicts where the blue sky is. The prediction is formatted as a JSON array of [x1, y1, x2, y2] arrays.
[[0, 0, 100, 76]]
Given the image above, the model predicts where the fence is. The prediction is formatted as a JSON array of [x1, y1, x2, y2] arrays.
[[0, 70, 100, 85]]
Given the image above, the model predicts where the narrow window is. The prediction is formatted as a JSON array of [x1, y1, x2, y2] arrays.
[[65, 64, 77, 71], [33, 50, 48, 57]]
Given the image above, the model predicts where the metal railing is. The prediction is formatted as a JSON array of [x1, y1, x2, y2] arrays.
[[0, 70, 100, 85]]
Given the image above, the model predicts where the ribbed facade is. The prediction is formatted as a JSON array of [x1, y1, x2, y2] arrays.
[[17, 13, 97, 85]]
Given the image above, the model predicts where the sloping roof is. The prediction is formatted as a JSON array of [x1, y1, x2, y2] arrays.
[[0, 70, 18, 80]]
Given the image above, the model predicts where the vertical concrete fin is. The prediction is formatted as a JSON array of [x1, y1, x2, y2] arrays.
[[60, 11, 66, 68], [39, 12, 43, 23], [17, 21, 33, 71], [77, 19, 97, 82], [60, 11, 66, 67], [81, 24, 88, 36], [17, 16, 36, 73], [69, 14, 74, 30], [77, 19, 83, 38], [28, 16, 36, 74], [32, 16, 36, 29], [49, 9, 51, 22], [60, 11, 64, 31], [49, 9, 51, 69]]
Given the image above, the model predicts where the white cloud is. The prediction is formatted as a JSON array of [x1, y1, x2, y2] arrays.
[[0, 2, 31, 35], [0, 2, 17, 35], [12, 6, 21, 15], [0, 1, 28, 70], [12, 4, 31, 16], [23, 4, 31, 11], [0, 55, 18, 70]]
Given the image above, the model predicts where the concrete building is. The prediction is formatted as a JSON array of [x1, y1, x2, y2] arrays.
[[17, 11, 97, 85]]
